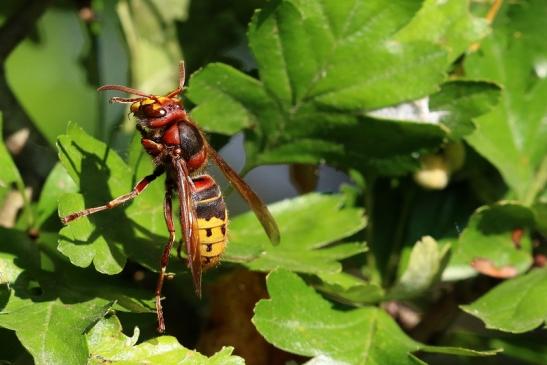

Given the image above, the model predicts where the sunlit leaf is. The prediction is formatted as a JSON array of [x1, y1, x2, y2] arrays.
[[462, 269, 547, 333], [35, 162, 77, 229], [396, 0, 489, 61], [389, 236, 450, 300], [187, 0, 483, 175], [0, 228, 153, 365], [429, 80, 501, 138], [57, 122, 166, 274], [87, 315, 244, 365], [444, 202, 534, 281], [0, 299, 111, 365], [464, 0, 547, 201], [315, 272, 384, 306], [253, 270, 499, 364], [226, 193, 366, 274]]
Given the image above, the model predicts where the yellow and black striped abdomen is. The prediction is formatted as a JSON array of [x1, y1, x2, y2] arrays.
[[193, 174, 228, 269]]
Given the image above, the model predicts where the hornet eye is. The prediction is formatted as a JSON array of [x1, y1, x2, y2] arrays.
[[143, 104, 167, 118]]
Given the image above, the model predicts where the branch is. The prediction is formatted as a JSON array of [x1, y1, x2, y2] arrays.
[[0, 1, 51, 62]]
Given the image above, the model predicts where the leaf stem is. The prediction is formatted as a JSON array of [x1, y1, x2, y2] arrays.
[[364, 173, 380, 284], [468, 0, 503, 53], [384, 185, 416, 287], [524, 156, 547, 206]]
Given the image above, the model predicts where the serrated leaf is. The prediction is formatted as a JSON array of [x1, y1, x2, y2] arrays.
[[444, 202, 534, 281], [0, 228, 154, 314], [35, 162, 77, 229], [253, 270, 499, 364], [464, 1, 547, 201], [0, 299, 110, 365], [188, 65, 258, 135], [87, 315, 244, 365], [226, 193, 366, 274], [461, 268, 547, 333], [57, 122, 167, 274], [396, 0, 490, 61], [186, 0, 459, 175], [0, 228, 154, 365], [315, 272, 384, 306], [250, 0, 445, 110], [389, 236, 450, 300], [429, 80, 501, 138]]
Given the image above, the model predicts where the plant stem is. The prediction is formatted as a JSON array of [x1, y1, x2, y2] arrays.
[[468, 0, 503, 52], [524, 156, 547, 206], [384, 185, 416, 287], [364, 173, 380, 284]]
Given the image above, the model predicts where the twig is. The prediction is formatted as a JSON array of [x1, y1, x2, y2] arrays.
[[0, 0, 52, 63], [468, 0, 503, 53]]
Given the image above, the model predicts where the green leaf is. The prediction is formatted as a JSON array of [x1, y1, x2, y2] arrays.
[[0, 228, 154, 314], [315, 272, 384, 306], [0, 227, 154, 364], [226, 193, 366, 275], [429, 80, 501, 138], [35, 162, 77, 229], [57, 122, 166, 274], [0, 299, 111, 365], [396, 0, 490, 61], [87, 315, 244, 365], [389, 236, 450, 300], [0, 115, 26, 216], [250, 0, 446, 110], [189, 64, 446, 175], [5, 8, 98, 145], [461, 269, 547, 333], [253, 270, 499, 364], [188, 64, 257, 135], [444, 202, 534, 281], [464, 1, 547, 201], [186, 0, 459, 175], [0, 115, 24, 194]]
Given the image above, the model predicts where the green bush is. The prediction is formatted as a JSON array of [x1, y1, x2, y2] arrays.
[[0, 0, 546, 364]]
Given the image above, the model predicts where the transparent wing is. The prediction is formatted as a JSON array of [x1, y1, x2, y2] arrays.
[[207, 144, 280, 245], [173, 157, 202, 296]]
